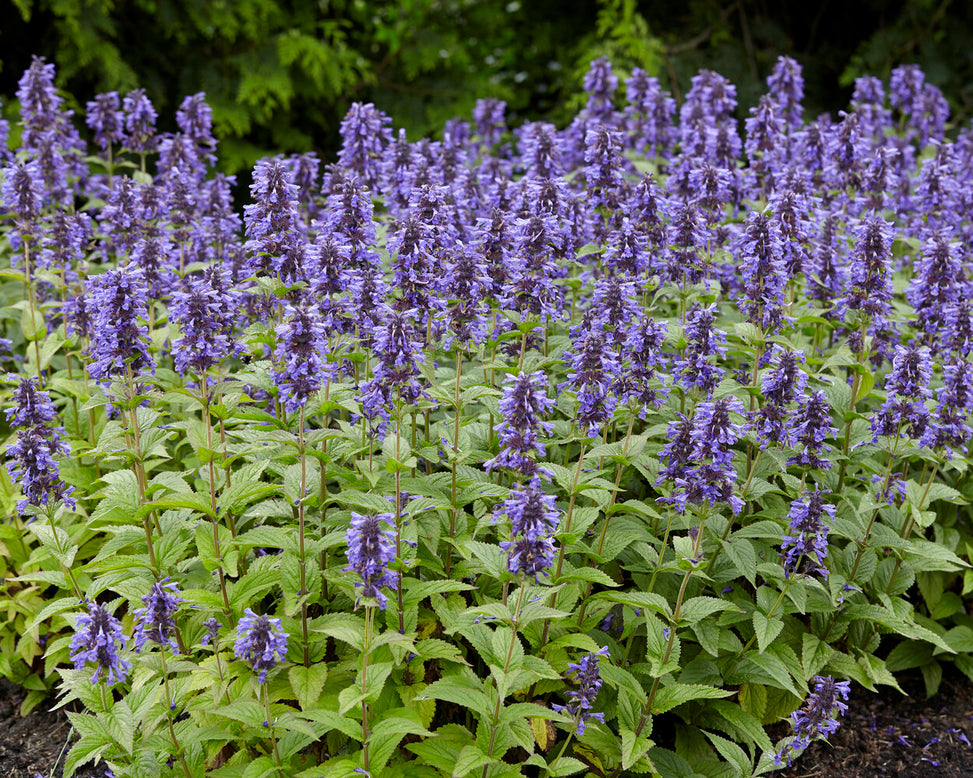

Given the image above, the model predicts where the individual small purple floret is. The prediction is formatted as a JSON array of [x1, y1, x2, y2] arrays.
[[344, 512, 398, 609], [774, 676, 850, 766], [133, 578, 185, 654], [70, 601, 132, 686], [234, 608, 288, 683], [551, 647, 610, 735]]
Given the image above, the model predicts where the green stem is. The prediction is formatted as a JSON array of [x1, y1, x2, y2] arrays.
[[481, 584, 529, 778]]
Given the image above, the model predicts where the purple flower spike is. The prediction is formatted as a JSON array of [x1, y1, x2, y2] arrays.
[[344, 512, 398, 609], [781, 489, 836, 579], [133, 578, 185, 654], [70, 601, 132, 686], [85, 266, 155, 383], [485, 370, 556, 477], [122, 88, 158, 154], [494, 476, 560, 581], [86, 92, 125, 150], [552, 647, 610, 735], [234, 609, 288, 683], [774, 676, 850, 766]]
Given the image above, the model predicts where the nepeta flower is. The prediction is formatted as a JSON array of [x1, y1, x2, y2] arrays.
[[244, 157, 307, 283], [170, 272, 240, 375], [767, 55, 804, 130], [616, 316, 669, 416], [473, 98, 506, 148], [234, 609, 288, 683], [551, 647, 610, 735], [338, 103, 393, 188], [122, 88, 158, 154], [674, 305, 727, 395], [272, 305, 331, 414], [6, 376, 59, 428], [86, 266, 155, 382], [70, 601, 132, 686], [907, 230, 967, 338], [871, 344, 933, 442], [788, 390, 838, 470], [561, 327, 621, 438], [924, 359, 973, 452], [201, 617, 222, 647], [754, 349, 807, 449], [6, 424, 74, 513], [485, 370, 555, 477], [844, 213, 894, 327], [345, 512, 398, 609], [86, 92, 125, 150], [133, 578, 184, 653], [781, 489, 836, 579], [664, 397, 748, 516], [774, 676, 850, 766], [495, 476, 560, 580], [358, 308, 428, 436], [738, 210, 787, 332], [2, 160, 44, 246]]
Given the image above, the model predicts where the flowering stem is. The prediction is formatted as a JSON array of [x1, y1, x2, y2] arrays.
[[23, 243, 44, 384], [125, 365, 157, 571], [647, 507, 676, 594], [198, 383, 232, 617], [42, 505, 84, 601], [361, 604, 375, 774], [481, 583, 528, 778], [538, 441, 587, 649], [623, 517, 708, 766], [884, 460, 940, 595], [448, 348, 464, 575], [394, 410, 406, 634], [298, 404, 310, 667], [263, 682, 283, 775], [546, 732, 575, 776], [576, 416, 635, 627], [836, 319, 871, 494], [159, 648, 193, 778], [704, 451, 762, 577]]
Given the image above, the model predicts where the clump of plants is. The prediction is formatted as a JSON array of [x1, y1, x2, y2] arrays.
[[1, 53, 972, 778]]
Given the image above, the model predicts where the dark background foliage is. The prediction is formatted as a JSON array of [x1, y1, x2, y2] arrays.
[[1, 0, 971, 173]]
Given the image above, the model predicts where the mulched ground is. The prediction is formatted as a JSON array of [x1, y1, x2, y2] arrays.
[[2, 670, 972, 777], [780, 668, 973, 778]]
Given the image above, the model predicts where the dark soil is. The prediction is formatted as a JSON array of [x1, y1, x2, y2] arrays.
[[780, 668, 973, 778], [1, 671, 972, 777], [0, 679, 100, 778]]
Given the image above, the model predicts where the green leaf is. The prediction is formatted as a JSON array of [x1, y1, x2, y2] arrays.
[[679, 597, 740, 624], [752, 612, 784, 655], [620, 728, 655, 771], [704, 730, 751, 777], [452, 743, 496, 777], [290, 664, 329, 711], [652, 683, 731, 714], [368, 708, 435, 772], [421, 671, 493, 719]]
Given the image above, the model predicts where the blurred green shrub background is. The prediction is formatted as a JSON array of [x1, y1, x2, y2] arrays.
[[1, 0, 971, 173]]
